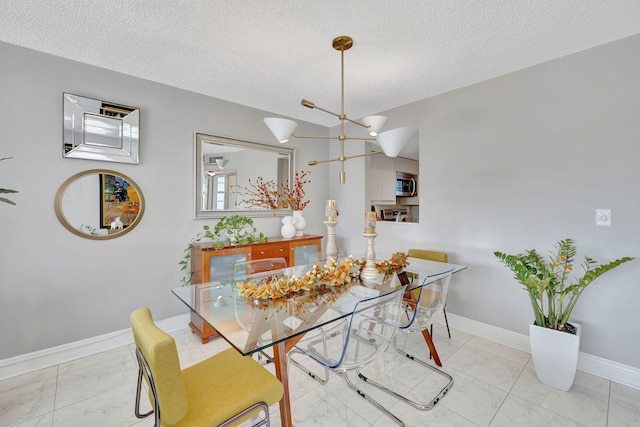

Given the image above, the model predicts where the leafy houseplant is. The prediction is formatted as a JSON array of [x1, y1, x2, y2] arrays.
[[179, 215, 268, 285], [494, 238, 633, 332], [1, 157, 18, 205]]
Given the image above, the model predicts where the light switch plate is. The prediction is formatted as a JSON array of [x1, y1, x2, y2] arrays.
[[596, 209, 611, 227]]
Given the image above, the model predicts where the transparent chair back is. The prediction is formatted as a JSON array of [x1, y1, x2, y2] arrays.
[[294, 285, 406, 372], [402, 268, 453, 331]]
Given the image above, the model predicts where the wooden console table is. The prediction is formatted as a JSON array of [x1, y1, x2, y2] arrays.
[[188, 234, 322, 343]]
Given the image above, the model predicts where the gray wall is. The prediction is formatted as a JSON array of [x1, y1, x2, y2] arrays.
[[337, 34, 640, 369], [2, 33, 639, 371], [0, 41, 330, 359]]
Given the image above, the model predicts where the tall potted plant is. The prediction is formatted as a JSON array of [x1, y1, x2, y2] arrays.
[[494, 238, 633, 390], [1, 157, 18, 205]]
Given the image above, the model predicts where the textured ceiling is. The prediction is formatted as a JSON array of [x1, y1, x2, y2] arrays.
[[2, 1, 640, 130]]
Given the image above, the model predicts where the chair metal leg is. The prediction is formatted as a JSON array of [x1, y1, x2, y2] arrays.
[[443, 306, 451, 338], [343, 371, 405, 426], [134, 349, 160, 426], [287, 327, 342, 385], [288, 355, 330, 385], [355, 335, 454, 411], [287, 333, 331, 386], [220, 401, 271, 427]]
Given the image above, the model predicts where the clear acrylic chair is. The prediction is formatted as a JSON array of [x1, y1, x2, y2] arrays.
[[356, 268, 454, 411], [287, 285, 408, 426], [234, 258, 288, 364], [407, 248, 452, 338]]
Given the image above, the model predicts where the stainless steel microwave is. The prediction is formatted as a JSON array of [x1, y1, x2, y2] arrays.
[[396, 172, 417, 197]]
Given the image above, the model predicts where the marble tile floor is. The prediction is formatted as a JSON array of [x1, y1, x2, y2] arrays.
[[2, 323, 639, 427]]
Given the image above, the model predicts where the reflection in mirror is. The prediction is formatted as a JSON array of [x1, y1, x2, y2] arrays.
[[195, 133, 294, 218], [54, 169, 145, 240]]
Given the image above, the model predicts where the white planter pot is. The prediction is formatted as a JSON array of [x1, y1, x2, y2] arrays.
[[529, 322, 582, 391]]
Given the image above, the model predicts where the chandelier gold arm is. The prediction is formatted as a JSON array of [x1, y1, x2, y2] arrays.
[[291, 133, 376, 141], [263, 35, 412, 183], [301, 99, 370, 129], [308, 150, 383, 166]]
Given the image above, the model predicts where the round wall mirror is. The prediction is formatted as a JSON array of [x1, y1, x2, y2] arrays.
[[54, 169, 145, 240]]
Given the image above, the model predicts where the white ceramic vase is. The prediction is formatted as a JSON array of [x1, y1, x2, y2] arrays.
[[281, 216, 296, 239], [529, 322, 581, 391], [292, 210, 306, 237]]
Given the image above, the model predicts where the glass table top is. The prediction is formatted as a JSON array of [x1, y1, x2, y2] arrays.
[[171, 257, 466, 356]]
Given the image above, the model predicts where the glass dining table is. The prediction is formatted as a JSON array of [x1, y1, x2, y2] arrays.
[[171, 257, 466, 427]]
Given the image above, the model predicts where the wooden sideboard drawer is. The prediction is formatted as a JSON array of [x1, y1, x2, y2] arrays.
[[252, 242, 289, 261]]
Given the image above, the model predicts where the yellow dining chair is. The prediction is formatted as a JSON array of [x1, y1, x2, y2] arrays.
[[130, 307, 283, 427], [407, 248, 452, 338]]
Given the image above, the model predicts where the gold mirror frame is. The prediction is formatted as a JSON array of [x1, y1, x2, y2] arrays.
[[54, 169, 145, 240]]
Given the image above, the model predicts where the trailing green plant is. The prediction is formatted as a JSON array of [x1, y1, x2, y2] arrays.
[[179, 215, 268, 285], [494, 238, 633, 332], [1, 157, 18, 205]]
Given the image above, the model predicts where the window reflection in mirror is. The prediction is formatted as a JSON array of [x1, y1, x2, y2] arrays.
[[195, 133, 294, 218], [54, 169, 145, 240]]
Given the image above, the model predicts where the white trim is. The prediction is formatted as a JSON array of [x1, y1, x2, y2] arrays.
[[443, 313, 640, 389], [2, 312, 639, 390], [578, 352, 640, 390], [0, 313, 190, 381]]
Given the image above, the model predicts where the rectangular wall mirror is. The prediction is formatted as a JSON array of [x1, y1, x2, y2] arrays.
[[63, 93, 140, 164], [195, 132, 295, 218]]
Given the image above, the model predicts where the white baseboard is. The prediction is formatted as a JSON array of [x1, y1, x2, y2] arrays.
[[445, 313, 640, 390], [2, 312, 639, 390], [0, 313, 190, 381]]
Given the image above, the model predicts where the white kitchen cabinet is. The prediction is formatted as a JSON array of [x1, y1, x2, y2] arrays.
[[394, 157, 419, 175], [367, 154, 396, 204]]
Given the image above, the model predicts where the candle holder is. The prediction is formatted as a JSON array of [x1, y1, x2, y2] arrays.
[[360, 232, 380, 284], [323, 220, 339, 259]]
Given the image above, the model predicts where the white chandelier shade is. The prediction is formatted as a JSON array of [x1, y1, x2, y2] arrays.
[[376, 126, 415, 157], [362, 115, 388, 136], [263, 117, 297, 143]]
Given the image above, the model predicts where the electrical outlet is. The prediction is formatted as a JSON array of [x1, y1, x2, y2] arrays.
[[596, 209, 611, 227]]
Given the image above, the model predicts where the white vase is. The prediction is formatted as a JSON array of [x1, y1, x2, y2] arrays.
[[292, 210, 306, 237], [529, 322, 581, 391], [281, 216, 296, 239]]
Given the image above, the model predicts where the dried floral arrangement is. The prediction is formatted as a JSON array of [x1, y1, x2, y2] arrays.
[[237, 170, 311, 212], [279, 170, 310, 211], [236, 256, 357, 300], [237, 252, 409, 301], [237, 176, 282, 211], [357, 252, 409, 275]]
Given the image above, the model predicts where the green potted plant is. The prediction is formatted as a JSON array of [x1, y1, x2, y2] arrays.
[[179, 215, 268, 285], [1, 157, 18, 205], [494, 238, 633, 390]]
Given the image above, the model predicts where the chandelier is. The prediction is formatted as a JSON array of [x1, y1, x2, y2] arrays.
[[263, 35, 415, 183]]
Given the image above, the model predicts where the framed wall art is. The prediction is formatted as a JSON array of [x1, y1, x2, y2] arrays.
[[99, 173, 141, 229]]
